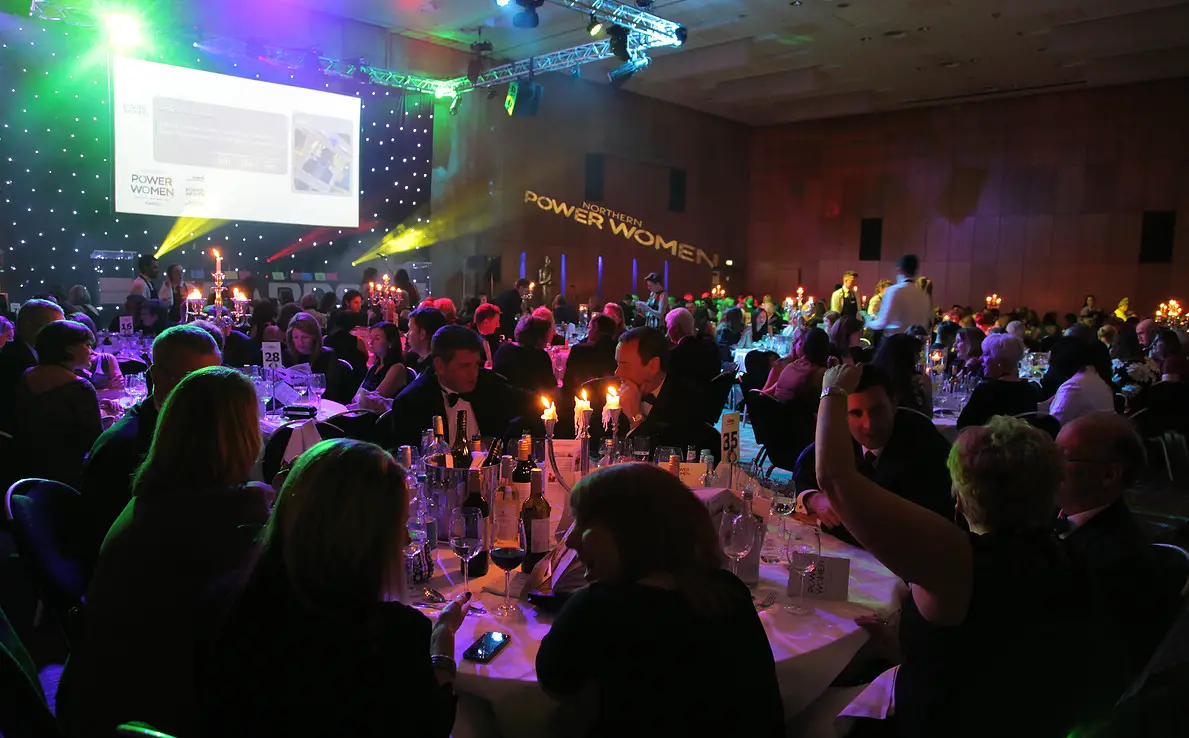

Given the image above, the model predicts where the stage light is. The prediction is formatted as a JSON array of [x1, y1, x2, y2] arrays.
[[513, 0, 544, 28], [636, 0, 654, 7], [352, 57, 371, 84], [588, 13, 604, 36], [102, 13, 143, 50], [676, 26, 688, 46], [608, 57, 647, 86], [496, 0, 512, 6], [450, 95, 462, 116], [607, 25, 630, 61]]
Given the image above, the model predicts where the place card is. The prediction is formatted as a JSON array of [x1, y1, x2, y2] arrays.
[[273, 381, 303, 407], [119, 315, 134, 335], [261, 341, 282, 369], [787, 555, 850, 602]]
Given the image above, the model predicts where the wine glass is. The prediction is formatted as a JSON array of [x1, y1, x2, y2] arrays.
[[656, 446, 682, 465], [126, 373, 148, 406], [490, 516, 527, 616], [770, 488, 796, 540], [307, 373, 327, 411], [785, 523, 821, 615], [448, 507, 485, 594], [631, 436, 652, 463], [255, 376, 274, 416], [295, 376, 311, 406], [719, 511, 759, 576]]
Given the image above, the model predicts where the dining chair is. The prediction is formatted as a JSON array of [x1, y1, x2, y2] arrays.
[[0, 603, 58, 738], [327, 409, 381, 444], [1151, 543, 1189, 598], [261, 421, 346, 482]]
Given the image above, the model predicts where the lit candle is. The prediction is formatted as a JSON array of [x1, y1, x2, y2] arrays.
[[369, 282, 375, 296], [541, 396, 557, 422], [212, 248, 222, 275], [605, 387, 620, 412], [575, 389, 591, 415]]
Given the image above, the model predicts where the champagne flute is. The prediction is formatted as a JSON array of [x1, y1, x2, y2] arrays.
[[295, 376, 310, 406], [307, 373, 327, 412], [490, 517, 527, 616], [785, 523, 821, 615], [448, 507, 485, 594], [719, 512, 758, 576]]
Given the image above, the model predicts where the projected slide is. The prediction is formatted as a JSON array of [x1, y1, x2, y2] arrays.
[[112, 56, 361, 228]]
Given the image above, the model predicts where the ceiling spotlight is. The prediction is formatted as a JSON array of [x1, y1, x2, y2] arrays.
[[467, 57, 483, 84], [496, 0, 511, 6], [675, 25, 688, 46], [636, 0, 654, 7], [513, 0, 544, 28], [450, 95, 462, 116], [588, 13, 604, 36], [352, 58, 371, 84], [607, 25, 630, 61], [608, 56, 648, 86]]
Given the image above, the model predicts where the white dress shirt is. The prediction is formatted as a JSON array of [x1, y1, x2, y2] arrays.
[[440, 383, 481, 443], [796, 445, 883, 513], [128, 274, 155, 300], [157, 280, 190, 309], [1057, 504, 1109, 539], [866, 278, 932, 334], [1044, 368, 1115, 426]]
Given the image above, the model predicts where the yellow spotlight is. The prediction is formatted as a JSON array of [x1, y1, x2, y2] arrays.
[[156, 217, 227, 258]]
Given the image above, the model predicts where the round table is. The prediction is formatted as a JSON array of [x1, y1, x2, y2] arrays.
[[419, 507, 899, 738], [932, 413, 959, 442]]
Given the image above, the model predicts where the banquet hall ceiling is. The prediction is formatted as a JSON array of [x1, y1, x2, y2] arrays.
[[288, 0, 1189, 124]]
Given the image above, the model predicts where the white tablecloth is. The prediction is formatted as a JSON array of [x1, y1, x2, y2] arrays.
[[258, 398, 348, 439], [420, 497, 899, 738]]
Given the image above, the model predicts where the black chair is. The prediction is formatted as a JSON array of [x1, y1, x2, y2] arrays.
[[1014, 411, 1062, 439], [703, 371, 737, 424], [4, 479, 89, 645], [1151, 543, 1189, 598], [117, 724, 178, 738], [1130, 388, 1189, 480], [117, 358, 148, 376], [746, 390, 814, 473], [324, 357, 360, 405], [261, 421, 345, 482], [327, 409, 381, 444], [0, 603, 58, 738]]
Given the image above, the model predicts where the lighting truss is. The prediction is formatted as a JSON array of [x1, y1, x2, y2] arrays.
[[554, 0, 684, 48]]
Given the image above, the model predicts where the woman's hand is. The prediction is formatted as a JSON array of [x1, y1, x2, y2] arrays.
[[435, 591, 472, 633], [823, 362, 862, 394]]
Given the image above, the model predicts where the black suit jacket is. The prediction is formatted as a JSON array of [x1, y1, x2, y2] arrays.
[[494, 289, 522, 339], [561, 338, 617, 399], [381, 368, 521, 450], [627, 375, 721, 464], [1062, 499, 1182, 679], [793, 408, 953, 547], [0, 339, 36, 433], [668, 335, 722, 388], [79, 399, 159, 563]]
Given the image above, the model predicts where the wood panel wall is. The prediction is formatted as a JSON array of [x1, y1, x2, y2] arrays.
[[747, 79, 1189, 316]]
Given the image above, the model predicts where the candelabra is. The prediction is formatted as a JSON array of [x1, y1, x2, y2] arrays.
[[1156, 299, 1185, 329], [185, 288, 204, 323], [367, 274, 406, 317], [985, 293, 1003, 310]]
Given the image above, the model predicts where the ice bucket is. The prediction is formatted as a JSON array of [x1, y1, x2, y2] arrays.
[[422, 454, 500, 541]]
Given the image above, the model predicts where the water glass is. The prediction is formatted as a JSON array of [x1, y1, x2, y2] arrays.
[[307, 373, 327, 410], [719, 511, 759, 576], [295, 376, 311, 405], [126, 373, 148, 405], [770, 489, 796, 538], [631, 436, 652, 463], [785, 523, 821, 615], [448, 507, 486, 594], [254, 376, 274, 415]]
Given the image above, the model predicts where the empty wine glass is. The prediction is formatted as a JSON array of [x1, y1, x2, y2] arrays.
[[770, 488, 796, 539], [307, 373, 327, 411], [785, 523, 821, 615], [448, 507, 485, 594], [126, 373, 148, 406], [489, 516, 527, 617], [719, 511, 759, 576], [255, 376, 274, 415], [295, 376, 311, 405]]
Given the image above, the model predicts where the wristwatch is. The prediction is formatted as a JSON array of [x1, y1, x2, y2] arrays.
[[629, 412, 645, 425], [820, 387, 848, 400], [430, 655, 457, 678]]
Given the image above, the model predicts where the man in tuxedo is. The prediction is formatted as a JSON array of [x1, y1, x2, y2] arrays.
[[494, 278, 532, 340], [616, 327, 719, 463], [1055, 412, 1183, 679], [793, 365, 952, 546], [79, 325, 222, 561], [404, 306, 447, 375], [473, 302, 503, 367], [666, 307, 722, 387], [383, 325, 521, 449], [0, 299, 64, 432]]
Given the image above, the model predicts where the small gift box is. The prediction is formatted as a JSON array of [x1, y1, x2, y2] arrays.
[[406, 542, 435, 584]]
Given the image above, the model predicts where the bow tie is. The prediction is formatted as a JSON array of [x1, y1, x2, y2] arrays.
[[862, 450, 878, 470], [642, 392, 658, 405], [1052, 515, 1072, 536], [445, 392, 472, 407]]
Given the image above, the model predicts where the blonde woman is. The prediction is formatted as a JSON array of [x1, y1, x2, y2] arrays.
[[60, 366, 274, 738], [956, 333, 1037, 430], [204, 439, 467, 737], [815, 369, 1119, 737]]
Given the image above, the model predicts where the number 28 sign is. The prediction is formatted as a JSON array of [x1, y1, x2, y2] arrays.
[[261, 341, 283, 369], [721, 412, 741, 464]]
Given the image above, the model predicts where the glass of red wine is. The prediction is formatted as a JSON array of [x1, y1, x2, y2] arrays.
[[490, 516, 527, 616]]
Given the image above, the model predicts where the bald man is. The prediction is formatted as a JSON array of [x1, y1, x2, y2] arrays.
[[1056, 412, 1182, 679]]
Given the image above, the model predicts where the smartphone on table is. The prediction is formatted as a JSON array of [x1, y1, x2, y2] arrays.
[[463, 631, 511, 664]]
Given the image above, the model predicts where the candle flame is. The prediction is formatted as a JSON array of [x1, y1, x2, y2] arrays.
[[607, 386, 618, 399], [580, 389, 588, 400], [541, 396, 552, 409], [211, 248, 220, 257], [186, 288, 202, 300]]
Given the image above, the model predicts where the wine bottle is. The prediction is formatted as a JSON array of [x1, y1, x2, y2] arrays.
[[450, 411, 471, 469], [521, 467, 552, 573], [480, 437, 504, 467], [698, 452, 719, 487], [461, 468, 489, 578], [512, 437, 534, 503], [429, 416, 450, 463]]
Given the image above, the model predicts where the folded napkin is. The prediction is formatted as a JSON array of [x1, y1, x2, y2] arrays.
[[281, 419, 323, 464], [694, 487, 765, 586], [693, 487, 739, 518]]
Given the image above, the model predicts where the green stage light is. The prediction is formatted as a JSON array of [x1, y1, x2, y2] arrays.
[[103, 13, 144, 50]]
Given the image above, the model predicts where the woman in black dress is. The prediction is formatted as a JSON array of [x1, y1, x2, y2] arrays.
[[536, 463, 784, 737], [957, 333, 1037, 429], [204, 439, 466, 738], [493, 314, 557, 397], [872, 333, 931, 415], [284, 311, 355, 403], [815, 365, 1119, 738], [356, 321, 410, 400]]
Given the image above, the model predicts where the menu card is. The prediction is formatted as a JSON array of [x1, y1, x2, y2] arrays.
[[273, 381, 303, 407]]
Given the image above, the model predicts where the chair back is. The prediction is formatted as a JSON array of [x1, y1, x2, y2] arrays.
[[1151, 543, 1189, 598], [746, 390, 813, 471], [324, 358, 360, 404], [746, 391, 782, 449], [0, 604, 58, 738], [261, 421, 346, 482], [117, 724, 178, 738], [703, 371, 737, 424], [117, 359, 148, 376], [4, 479, 89, 619], [327, 410, 381, 444], [1131, 382, 1189, 434], [1014, 411, 1062, 439]]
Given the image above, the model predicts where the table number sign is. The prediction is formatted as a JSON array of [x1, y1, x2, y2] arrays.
[[721, 412, 741, 464], [119, 315, 134, 335], [261, 341, 283, 369], [787, 555, 851, 602]]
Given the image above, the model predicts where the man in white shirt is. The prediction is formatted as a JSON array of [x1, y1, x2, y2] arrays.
[[128, 254, 159, 300], [866, 254, 932, 335], [1043, 341, 1115, 426]]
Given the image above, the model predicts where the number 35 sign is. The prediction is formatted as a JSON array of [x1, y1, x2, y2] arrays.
[[721, 412, 741, 464]]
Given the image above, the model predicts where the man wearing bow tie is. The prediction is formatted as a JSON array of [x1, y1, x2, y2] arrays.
[[382, 325, 521, 450]]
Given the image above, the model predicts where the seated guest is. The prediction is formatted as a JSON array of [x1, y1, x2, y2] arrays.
[[1137, 319, 1159, 353], [494, 314, 557, 397], [562, 313, 618, 400], [11, 320, 102, 488], [666, 307, 722, 387], [792, 365, 952, 546], [405, 306, 447, 375], [1, 300, 66, 422], [815, 379, 1119, 737], [0, 315, 13, 351], [953, 326, 985, 378], [58, 366, 273, 738], [1152, 329, 1187, 380], [248, 301, 280, 345], [1043, 340, 1115, 426], [764, 328, 830, 409], [932, 320, 960, 370], [716, 306, 744, 349], [323, 308, 369, 379], [276, 302, 301, 335], [552, 294, 581, 326], [80, 325, 222, 557], [299, 292, 326, 329], [67, 284, 102, 324], [191, 317, 257, 369], [383, 325, 519, 449], [872, 333, 931, 415], [285, 312, 356, 404], [342, 289, 364, 314], [533, 306, 566, 347], [1097, 324, 1117, 350], [473, 302, 503, 367], [1110, 319, 1144, 362], [603, 301, 627, 338], [740, 349, 778, 397], [356, 321, 410, 400], [536, 463, 784, 737], [1055, 413, 1182, 681], [435, 297, 458, 324], [138, 298, 171, 337], [957, 334, 1037, 430], [1007, 320, 1038, 350], [107, 294, 146, 333], [1041, 335, 1093, 402], [616, 327, 715, 461], [203, 439, 465, 738]]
